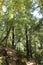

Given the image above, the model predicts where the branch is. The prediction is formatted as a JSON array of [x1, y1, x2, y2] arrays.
[[1, 21, 13, 43]]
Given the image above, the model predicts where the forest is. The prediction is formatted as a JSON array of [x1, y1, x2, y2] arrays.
[[0, 0, 43, 65]]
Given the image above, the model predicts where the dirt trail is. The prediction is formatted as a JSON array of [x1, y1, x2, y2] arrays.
[[26, 60, 37, 65], [0, 45, 37, 65]]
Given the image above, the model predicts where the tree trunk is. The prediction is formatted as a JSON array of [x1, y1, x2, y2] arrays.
[[28, 34, 32, 59], [25, 26, 29, 60], [5, 27, 8, 47], [12, 25, 14, 48], [25, 25, 32, 60], [1, 22, 13, 43]]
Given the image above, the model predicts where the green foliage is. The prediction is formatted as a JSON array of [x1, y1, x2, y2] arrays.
[[0, 0, 43, 64]]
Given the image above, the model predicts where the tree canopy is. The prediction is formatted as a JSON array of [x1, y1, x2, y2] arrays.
[[0, 0, 43, 65]]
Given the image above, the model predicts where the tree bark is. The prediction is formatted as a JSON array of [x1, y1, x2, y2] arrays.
[[5, 27, 8, 47], [12, 25, 14, 48], [28, 34, 32, 59], [25, 25, 32, 60], [25, 25, 29, 60], [1, 22, 13, 44]]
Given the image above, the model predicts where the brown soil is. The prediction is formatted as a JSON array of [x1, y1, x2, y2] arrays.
[[0, 45, 37, 65]]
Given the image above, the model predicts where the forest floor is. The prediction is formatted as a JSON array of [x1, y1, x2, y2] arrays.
[[0, 45, 37, 65]]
